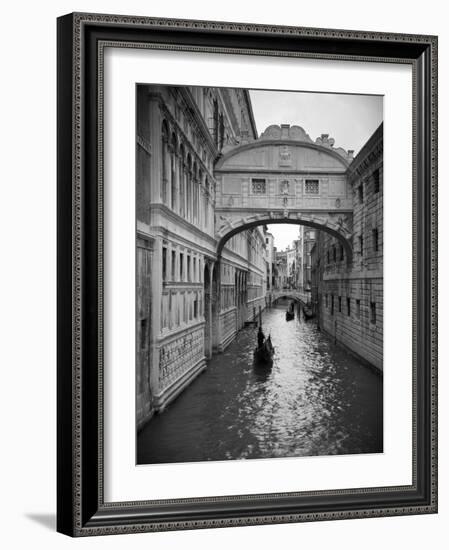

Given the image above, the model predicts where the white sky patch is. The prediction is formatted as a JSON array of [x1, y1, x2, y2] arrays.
[[267, 224, 301, 251], [249, 89, 383, 155]]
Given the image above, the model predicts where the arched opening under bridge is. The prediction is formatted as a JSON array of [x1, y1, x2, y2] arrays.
[[216, 217, 353, 264]]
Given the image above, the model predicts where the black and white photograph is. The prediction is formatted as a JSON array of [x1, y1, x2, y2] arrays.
[[136, 85, 384, 464]]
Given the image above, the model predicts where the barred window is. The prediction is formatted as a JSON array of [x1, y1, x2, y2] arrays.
[[252, 178, 266, 194], [305, 179, 319, 195], [370, 302, 377, 324]]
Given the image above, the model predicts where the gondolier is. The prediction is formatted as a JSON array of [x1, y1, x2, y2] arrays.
[[257, 325, 265, 349]]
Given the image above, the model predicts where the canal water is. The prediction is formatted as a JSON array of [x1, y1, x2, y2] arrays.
[[137, 306, 383, 464]]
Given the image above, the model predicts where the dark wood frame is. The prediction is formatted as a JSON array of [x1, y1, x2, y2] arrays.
[[57, 12, 438, 537]]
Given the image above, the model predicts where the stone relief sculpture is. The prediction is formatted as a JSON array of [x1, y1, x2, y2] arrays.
[[281, 180, 290, 195], [279, 146, 292, 166]]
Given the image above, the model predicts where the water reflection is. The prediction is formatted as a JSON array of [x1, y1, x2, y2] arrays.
[[137, 306, 383, 464]]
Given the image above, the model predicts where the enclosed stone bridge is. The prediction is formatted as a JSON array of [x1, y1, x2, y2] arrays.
[[214, 124, 355, 262]]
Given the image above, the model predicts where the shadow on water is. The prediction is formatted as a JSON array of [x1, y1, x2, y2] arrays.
[[252, 359, 273, 383]]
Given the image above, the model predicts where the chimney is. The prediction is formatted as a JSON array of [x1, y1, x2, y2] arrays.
[[281, 124, 290, 139]]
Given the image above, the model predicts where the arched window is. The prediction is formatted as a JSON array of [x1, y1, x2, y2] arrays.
[[179, 143, 185, 217], [161, 120, 169, 204], [186, 154, 192, 221], [193, 162, 198, 222], [204, 177, 209, 229], [170, 133, 178, 211]]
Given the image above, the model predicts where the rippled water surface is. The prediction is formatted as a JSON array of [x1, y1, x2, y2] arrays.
[[137, 307, 383, 464]]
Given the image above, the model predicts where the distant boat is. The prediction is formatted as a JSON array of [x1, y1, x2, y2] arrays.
[[254, 336, 275, 364], [303, 304, 314, 319]]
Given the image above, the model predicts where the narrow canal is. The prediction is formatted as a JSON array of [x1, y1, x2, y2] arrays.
[[137, 306, 383, 464]]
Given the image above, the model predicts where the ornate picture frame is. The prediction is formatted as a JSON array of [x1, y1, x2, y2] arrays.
[[57, 12, 437, 536]]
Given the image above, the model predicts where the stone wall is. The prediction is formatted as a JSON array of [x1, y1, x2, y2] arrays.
[[314, 124, 383, 371]]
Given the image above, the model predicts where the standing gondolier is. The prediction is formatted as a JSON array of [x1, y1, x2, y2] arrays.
[[257, 325, 265, 349]]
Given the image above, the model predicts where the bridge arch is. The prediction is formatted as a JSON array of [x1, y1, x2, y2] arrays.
[[216, 215, 353, 264]]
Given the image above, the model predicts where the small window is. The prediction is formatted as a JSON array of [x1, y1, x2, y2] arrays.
[[373, 169, 380, 193], [179, 253, 184, 280], [140, 318, 147, 349], [171, 250, 176, 280], [331, 295, 334, 316], [356, 299, 361, 318], [346, 297, 351, 316], [372, 228, 379, 252], [340, 244, 344, 261], [193, 258, 197, 281], [370, 302, 376, 324], [252, 178, 266, 194], [194, 298, 198, 318], [162, 247, 167, 281], [358, 183, 364, 203], [333, 246, 337, 263], [338, 296, 342, 313], [305, 179, 319, 195], [359, 235, 364, 257], [187, 255, 191, 281]]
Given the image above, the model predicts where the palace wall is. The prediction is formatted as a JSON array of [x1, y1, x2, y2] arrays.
[[136, 85, 267, 429]]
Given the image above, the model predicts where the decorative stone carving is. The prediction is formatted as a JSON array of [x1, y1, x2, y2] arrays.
[[279, 146, 292, 167], [280, 180, 290, 195]]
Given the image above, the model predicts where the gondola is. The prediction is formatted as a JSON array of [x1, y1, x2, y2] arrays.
[[254, 337, 275, 364]]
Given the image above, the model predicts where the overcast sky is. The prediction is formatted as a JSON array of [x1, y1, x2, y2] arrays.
[[248, 89, 383, 251]]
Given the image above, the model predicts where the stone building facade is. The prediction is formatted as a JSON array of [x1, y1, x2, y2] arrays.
[[136, 85, 267, 429], [311, 124, 383, 370]]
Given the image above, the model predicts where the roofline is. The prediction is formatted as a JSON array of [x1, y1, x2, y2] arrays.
[[347, 122, 383, 175], [215, 139, 351, 170]]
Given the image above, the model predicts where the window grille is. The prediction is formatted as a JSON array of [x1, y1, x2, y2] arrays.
[[305, 179, 319, 194], [252, 178, 266, 194]]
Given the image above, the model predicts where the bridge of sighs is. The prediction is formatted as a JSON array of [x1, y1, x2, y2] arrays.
[[213, 124, 355, 261]]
